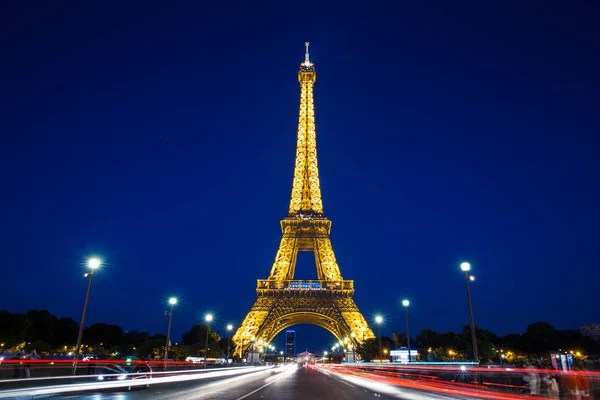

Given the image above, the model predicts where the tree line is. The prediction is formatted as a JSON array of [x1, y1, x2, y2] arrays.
[[357, 321, 600, 363], [0, 310, 228, 360], [1, 310, 598, 363]]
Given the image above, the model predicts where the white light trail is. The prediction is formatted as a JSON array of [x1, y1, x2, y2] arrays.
[[0, 366, 272, 399]]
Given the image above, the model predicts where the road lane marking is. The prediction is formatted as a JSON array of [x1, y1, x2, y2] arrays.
[[234, 370, 293, 400], [333, 376, 356, 388]]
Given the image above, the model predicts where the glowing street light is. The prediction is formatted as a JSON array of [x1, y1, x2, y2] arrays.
[[73, 257, 102, 377], [402, 299, 411, 362], [164, 297, 178, 370], [88, 258, 101, 270], [204, 314, 213, 369], [460, 261, 479, 362], [226, 324, 233, 360]]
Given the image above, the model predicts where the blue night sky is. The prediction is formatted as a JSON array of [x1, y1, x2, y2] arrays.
[[1, 1, 599, 353]]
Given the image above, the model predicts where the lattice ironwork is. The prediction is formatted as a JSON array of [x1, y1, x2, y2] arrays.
[[233, 44, 375, 358]]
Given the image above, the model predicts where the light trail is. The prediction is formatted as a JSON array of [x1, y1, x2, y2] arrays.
[[0, 365, 272, 398], [313, 364, 534, 399], [0, 362, 256, 384], [234, 365, 297, 400]]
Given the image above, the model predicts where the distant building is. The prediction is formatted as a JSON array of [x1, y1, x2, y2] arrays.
[[286, 330, 296, 357], [296, 351, 315, 363], [581, 324, 600, 342], [390, 347, 419, 363]]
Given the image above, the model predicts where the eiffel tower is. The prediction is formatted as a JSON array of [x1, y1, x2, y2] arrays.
[[233, 43, 375, 359]]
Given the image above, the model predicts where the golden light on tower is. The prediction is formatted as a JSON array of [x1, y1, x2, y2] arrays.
[[232, 43, 375, 357]]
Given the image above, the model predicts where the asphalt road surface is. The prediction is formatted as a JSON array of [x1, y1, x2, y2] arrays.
[[46, 365, 468, 400]]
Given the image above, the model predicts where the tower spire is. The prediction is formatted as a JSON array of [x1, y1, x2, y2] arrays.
[[289, 42, 322, 215], [304, 42, 310, 66]]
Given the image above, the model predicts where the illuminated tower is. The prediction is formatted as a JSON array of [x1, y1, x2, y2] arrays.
[[233, 43, 375, 358]]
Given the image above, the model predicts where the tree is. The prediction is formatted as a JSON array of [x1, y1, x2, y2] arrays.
[[182, 324, 220, 346], [460, 325, 500, 362], [122, 330, 150, 354], [356, 338, 377, 361], [83, 323, 124, 349], [137, 334, 167, 360], [522, 321, 558, 355], [54, 317, 78, 347], [0, 310, 30, 346], [25, 310, 57, 345]]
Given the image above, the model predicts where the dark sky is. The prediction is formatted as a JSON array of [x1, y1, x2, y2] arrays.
[[1, 1, 599, 354]]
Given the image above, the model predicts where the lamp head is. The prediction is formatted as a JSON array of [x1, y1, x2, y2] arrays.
[[168, 297, 177, 305], [460, 262, 471, 272], [402, 299, 410, 307], [227, 324, 233, 331], [375, 315, 383, 324], [205, 314, 213, 322], [88, 258, 101, 269]]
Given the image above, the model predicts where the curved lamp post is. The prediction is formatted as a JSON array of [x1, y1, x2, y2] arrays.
[[460, 262, 479, 362], [402, 299, 411, 362], [204, 314, 213, 369], [226, 324, 233, 361], [375, 315, 383, 359], [164, 297, 177, 369], [73, 258, 101, 377]]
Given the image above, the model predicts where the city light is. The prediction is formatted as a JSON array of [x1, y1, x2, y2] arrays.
[[460, 262, 471, 272], [169, 297, 177, 305], [205, 314, 213, 323], [402, 299, 409, 307], [227, 324, 233, 331], [88, 258, 101, 269], [375, 315, 383, 324]]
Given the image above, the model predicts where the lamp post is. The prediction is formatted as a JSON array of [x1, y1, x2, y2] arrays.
[[249, 335, 256, 364], [164, 297, 177, 370], [73, 258, 101, 377], [375, 315, 383, 359], [204, 314, 213, 369], [402, 299, 411, 362], [226, 324, 233, 361], [460, 262, 479, 362]]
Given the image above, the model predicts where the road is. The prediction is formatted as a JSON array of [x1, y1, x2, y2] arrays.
[[47, 364, 467, 400]]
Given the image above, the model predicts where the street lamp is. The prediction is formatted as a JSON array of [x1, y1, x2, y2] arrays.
[[375, 315, 383, 358], [226, 324, 233, 361], [164, 297, 177, 370], [402, 299, 411, 362], [460, 262, 479, 362], [204, 314, 213, 369], [73, 257, 101, 377]]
